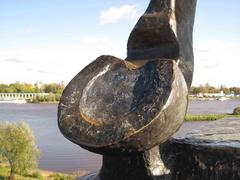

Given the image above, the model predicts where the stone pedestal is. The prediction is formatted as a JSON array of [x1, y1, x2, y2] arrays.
[[78, 146, 170, 180], [161, 118, 240, 180]]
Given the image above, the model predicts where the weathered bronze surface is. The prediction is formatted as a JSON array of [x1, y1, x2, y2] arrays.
[[58, 0, 197, 179], [58, 57, 187, 154], [127, 0, 196, 88]]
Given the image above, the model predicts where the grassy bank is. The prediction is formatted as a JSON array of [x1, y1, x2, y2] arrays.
[[0, 163, 79, 180], [188, 95, 240, 101], [185, 114, 240, 121]]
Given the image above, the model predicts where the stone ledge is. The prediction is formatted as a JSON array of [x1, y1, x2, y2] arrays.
[[161, 118, 240, 180]]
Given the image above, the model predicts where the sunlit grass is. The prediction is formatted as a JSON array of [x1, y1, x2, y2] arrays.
[[0, 163, 75, 180], [185, 114, 240, 121]]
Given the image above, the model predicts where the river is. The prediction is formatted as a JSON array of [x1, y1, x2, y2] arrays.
[[0, 100, 239, 173]]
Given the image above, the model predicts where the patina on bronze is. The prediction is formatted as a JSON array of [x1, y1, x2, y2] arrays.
[[58, 0, 197, 179]]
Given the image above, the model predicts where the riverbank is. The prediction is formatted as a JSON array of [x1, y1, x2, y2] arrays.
[[0, 96, 238, 104], [0, 163, 87, 180]]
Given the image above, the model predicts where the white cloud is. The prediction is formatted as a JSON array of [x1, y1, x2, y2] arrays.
[[1, 34, 239, 87], [192, 40, 240, 87], [100, 5, 140, 25], [0, 36, 126, 84], [4, 57, 24, 64], [82, 37, 108, 44]]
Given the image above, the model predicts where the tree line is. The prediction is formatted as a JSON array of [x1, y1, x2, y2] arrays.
[[0, 81, 65, 94], [1, 82, 240, 98], [190, 83, 240, 95]]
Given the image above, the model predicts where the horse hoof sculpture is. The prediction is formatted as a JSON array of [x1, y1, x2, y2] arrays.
[[58, 0, 197, 179]]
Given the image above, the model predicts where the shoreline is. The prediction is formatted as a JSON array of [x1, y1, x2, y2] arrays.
[[0, 96, 239, 104], [0, 98, 239, 104], [0, 162, 85, 179]]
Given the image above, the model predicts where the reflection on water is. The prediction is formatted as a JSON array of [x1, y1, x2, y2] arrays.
[[0, 100, 239, 173]]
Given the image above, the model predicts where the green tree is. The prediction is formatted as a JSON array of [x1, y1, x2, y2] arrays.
[[190, 86, 202, 94], [0, 122, 40, 180], [0, 84, 10, 93], [43, 82, 65, 94], [0, 82, 65, 95], [233, 107, 240, 115], [230, 87, 240, 95], [220, 85, 230, 94]]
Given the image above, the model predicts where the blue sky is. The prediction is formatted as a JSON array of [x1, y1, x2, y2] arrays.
[[1, 0, 240, 86]]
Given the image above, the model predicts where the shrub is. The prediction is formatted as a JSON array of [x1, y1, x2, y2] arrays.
[[49, 173, 73, 180], [0, 122, 40, 180], [30, 171, 43, 179], [233, 107, 240, 115], [185, 114, 225, 121]]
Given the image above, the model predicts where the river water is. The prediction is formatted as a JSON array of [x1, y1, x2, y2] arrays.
[[0, 100, 239, 173]]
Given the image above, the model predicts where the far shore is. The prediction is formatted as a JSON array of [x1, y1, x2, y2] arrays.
[[0, 96, 239, 105]]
